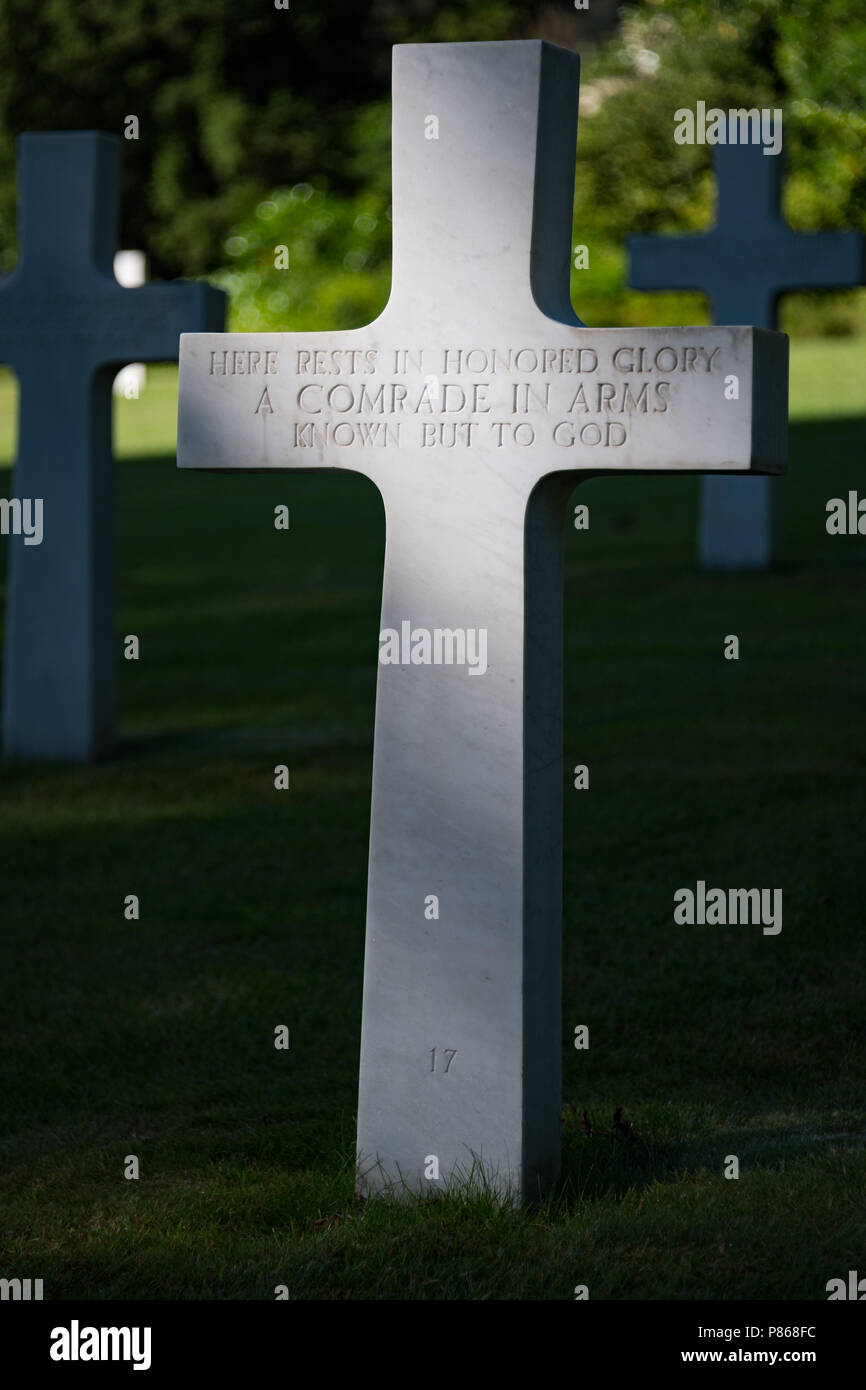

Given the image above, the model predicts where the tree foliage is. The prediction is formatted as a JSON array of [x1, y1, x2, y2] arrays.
[[572, 0, 866, 328], [214, 182, 391, 333], [0, 0, 533, 276], [218, 0, 866, 334], [0, 0, 862, 334]]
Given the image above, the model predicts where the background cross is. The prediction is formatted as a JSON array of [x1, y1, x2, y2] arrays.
[[628, 141, 863, 570], [0, 131, 225, 760]]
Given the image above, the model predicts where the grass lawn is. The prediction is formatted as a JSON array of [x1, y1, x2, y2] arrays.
[[0, 338, 864, 1300]]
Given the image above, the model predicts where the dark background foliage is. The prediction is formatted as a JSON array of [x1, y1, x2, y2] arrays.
[[0, 0, 543, 275], [0, 0, 861, 334]]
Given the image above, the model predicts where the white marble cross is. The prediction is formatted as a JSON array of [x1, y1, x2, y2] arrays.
[[178, 42, 788, 1200]]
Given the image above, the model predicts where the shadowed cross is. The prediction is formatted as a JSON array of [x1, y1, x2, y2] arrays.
[[0, 131, 224, 759], [629, 142, 863, 569]]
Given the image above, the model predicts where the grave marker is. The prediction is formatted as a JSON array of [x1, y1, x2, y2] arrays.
[[178, 42, 788, 1199], [629, 142, 863, 570], [0, 131, 224, 760]]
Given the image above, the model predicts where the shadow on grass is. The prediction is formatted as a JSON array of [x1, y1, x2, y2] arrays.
[[556, 1112, 866, 1206], [0, 416, 864, 1296]]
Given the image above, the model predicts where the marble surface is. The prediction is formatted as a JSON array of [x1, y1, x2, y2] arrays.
[[178, 42, 788, 1198]]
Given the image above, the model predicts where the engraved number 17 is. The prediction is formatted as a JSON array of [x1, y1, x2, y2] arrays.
[[430, 1047, 457, 1073]]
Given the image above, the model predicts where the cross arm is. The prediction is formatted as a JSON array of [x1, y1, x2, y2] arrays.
[[769, 229, 865, 292], [178, 324, 787, 488], [627, 232, 718, 294], [626, 229, 773, 323], [630, 226, 866, 296], [534, 324, 788, 479], [0, 278, 225, 376], [97, 281, 226, 365], [628, 226, 864, 327], [178, 329, 376, 477]]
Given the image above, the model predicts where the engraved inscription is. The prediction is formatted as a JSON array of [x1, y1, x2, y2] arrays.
[[210, 349, 279, 375], [293, 421, 402, 448], [430, 1047, 458, 1072], [296, 348, 378, 374], [205, 339, 733, 454]]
